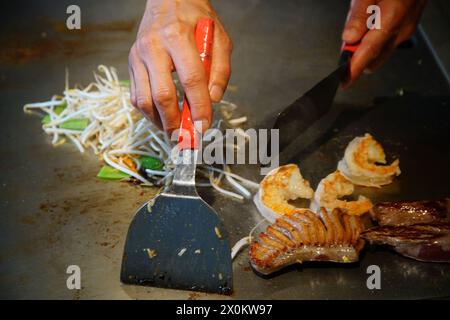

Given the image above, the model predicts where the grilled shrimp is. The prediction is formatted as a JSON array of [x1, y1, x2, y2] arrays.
[[311, 170, 373, 216], [337, 133, 401, 187], [250, 208, 365, 275], [254, 164, 314, 222]]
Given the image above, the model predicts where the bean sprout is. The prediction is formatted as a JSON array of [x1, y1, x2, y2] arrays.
[[209, 171, 244, 201], [228, 116, 247, 126], [224, 165, 252, 199], [23, 65, 258, 201], [231, 218, 267, 260]]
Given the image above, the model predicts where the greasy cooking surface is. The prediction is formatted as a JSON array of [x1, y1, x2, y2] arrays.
[[1, 0, 450, 299]]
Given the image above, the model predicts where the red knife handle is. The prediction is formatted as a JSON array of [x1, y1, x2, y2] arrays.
[[341, 43, 359, 54], [177, 18, 214, 151]]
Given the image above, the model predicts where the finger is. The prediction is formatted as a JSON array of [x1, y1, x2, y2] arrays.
[[128, 65, 136, 107], [393, 0, 427, 48], [344, 31, 388, 86], [394, 3, 426, 46], [345, 1, 406, 86], [342, 0, 375, 43], [163, 24, 212, 132], [366, 36, 396, 71], [129, 47, 162, 128], [138, 38, 181, 133], [209, 24, 232, 103]]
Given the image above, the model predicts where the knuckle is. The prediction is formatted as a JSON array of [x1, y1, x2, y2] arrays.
[[136, 36, 148, 52], [181, 71, 203, 89], [136, 96, 153, 111], [148, 3, 165, 18], [136, 35, 158, 54], [215, 63, 231, 79], [153, 88, 175, 107], [162, 22, 186, 43]]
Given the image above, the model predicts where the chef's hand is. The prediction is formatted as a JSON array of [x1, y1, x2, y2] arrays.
[[129, 0, 232, 133], [342, 0, 427, 86]]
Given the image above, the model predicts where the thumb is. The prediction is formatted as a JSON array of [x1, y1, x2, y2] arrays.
[[342, 0, 375, 43]]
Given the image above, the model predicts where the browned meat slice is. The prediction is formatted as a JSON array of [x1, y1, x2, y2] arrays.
[[361, 223, 450, 262], [370, 199, 449, 226], [249, 208, 365, 275]]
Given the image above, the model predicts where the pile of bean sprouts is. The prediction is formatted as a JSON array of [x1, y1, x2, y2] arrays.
[[23, 65, 259, 201]]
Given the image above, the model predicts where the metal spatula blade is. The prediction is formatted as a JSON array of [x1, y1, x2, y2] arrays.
[[120, 151, 232, 294], [120, 19, 233, 295]]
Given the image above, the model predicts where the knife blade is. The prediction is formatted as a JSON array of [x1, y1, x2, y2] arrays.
[[271, 44, 358, 164]]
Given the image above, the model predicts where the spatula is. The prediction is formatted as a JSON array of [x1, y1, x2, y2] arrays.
[[272, 43, 359, 163], [120, 18, 233, 295]]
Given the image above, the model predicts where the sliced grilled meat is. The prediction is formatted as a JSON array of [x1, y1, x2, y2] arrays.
[[362, 223, 450, 262], [250, 208, 365, 275], [370, 199, 449, 226]]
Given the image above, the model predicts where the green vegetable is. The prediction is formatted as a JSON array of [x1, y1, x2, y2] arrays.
[[140, 156, 164, 171], [119, 80, 130, 87], [59, 118, 89, 130], [41, 101, 89, 131], [41, 101, 67, 124], [97, 165, 130, 180]]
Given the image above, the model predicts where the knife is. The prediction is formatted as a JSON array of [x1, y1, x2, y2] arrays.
[[271, 43, 359, 164]]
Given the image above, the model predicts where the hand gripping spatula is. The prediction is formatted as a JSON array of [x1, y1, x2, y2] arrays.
[[120, 19, 233, 295]]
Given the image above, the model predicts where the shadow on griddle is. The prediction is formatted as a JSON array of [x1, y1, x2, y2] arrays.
[[281, 101, 374, 167], [288, 93, 450, 189]]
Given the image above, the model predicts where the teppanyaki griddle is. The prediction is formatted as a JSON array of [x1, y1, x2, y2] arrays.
[[1, 0, 450, 299]]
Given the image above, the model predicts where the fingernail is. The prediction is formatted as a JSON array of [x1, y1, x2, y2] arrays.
[[342, 27, 357, 42], [363, 68, 373, 75], [209, 85, 224, 103]]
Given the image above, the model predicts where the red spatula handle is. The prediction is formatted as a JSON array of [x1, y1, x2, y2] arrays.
[[177, 18, 214, 151]]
